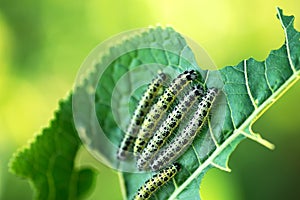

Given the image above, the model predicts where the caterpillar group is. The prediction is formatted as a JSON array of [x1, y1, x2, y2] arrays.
[[117, 70, 219, 200]]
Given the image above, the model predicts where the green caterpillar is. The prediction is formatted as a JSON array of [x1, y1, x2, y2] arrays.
[[136, 85, 203, 170], [133, 70, 198, 157], [117, 72, 167, 160], [150, 88, 219, 171], [133, 163, 181, 200]]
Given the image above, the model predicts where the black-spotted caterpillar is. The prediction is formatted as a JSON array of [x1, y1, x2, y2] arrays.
[[117, 72, 167, 160], [133, 163, 181, 200]]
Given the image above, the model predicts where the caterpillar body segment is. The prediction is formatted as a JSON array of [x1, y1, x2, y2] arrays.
[[117, 72, 167, 160]]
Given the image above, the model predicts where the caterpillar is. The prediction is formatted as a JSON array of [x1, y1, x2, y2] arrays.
[[136, 85, 203, 170], [133, 163, 181, 200], [117, 72, 167, 160], [133, 70, 198, 157], [150, 88, 219, 171]]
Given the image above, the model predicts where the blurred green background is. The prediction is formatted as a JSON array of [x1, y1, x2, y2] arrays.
[[1, 0, 300, 199]]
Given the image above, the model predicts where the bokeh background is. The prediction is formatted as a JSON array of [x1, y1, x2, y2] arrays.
[[1, 0, 300, 199]]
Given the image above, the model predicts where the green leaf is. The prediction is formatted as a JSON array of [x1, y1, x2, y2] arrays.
[[119, 8, 300, 200], [77, 27, 208, 170], [9, 7, 300, 200], [9, 97, 97, 200]]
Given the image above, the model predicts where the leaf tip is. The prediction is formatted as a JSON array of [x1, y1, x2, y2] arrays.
[[276, 7, 283, 16]]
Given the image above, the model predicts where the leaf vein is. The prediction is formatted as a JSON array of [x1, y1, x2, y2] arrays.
[[192, 145, 202, 165], [243, 60, 258, 109], [263, 60, 275, 93], [207, 118, 219, 147], [277, 8, 297, 73]]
